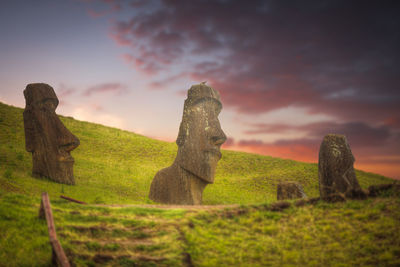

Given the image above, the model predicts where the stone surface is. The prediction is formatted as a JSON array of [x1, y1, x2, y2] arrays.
[[277, 181, 307, 200], [23, 83, 80, 184], [149, 83, 226, 204], [318, 134, 362, 198]]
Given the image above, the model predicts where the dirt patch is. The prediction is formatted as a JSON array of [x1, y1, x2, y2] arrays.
[[0, 179, 25, 194], [269, 201, 291, 211], [321, 194, 346, 203], [70, 225, 108, 232], [69, 210, 81, 215], [93, 253, 114, 263], [98, 203, 240, 210], [221, 207, 249, 218]]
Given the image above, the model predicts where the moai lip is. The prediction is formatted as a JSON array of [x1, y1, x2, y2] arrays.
[[23, 83, 80, 184], [149, 83, 227, 205]]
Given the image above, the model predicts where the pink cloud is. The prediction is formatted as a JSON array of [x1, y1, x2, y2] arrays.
[[82, 83, 128, 97], [245, 121, 391, 147], [221, 137, 235, 148], [95, 0, 400, 125]]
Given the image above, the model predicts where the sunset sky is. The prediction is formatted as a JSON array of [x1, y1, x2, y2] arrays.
[[1, 0, 399, 179]]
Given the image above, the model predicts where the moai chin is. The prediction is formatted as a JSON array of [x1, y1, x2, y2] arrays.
[[23, 83, 80, 185], [318, 134, 363, 198], [149, 83, 227, 205]]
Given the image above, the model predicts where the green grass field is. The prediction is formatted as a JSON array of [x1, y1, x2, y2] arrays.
[[0, 102, 391, 205], [0, 101, 399, 266]]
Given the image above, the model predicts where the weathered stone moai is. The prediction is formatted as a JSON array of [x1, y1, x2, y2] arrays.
[[277, 181, 307, 200], [149, 83, 227, 204], [318, 134, 365, 199], [23, 83, 80, 184]]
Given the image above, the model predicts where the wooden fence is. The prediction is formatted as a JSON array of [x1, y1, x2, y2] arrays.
[[39, 192, 70, 267]]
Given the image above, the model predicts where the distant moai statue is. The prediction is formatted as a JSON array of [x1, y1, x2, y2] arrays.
[[149, 83, 227, 204], [318, 134, 366, 199], [277, 181, 307, 200], [23, 83, 80, 184]]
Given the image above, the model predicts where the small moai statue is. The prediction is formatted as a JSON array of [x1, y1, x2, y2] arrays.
[[23, 83, 80, 184], [318, 134, 366, 199], [149, 83, 227, 204], [277, 181, 307, 200]]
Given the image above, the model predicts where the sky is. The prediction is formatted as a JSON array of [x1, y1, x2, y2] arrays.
[[1, 0, 399, 179]]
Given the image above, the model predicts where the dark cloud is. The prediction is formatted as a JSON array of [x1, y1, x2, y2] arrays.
[[83, 83, 128, 96], [102, 0, 400, 125], [84, 0, 400, 178], [84, 0, 122, 18], [246, 121, 392, 147], [384, 117, 400, 130]]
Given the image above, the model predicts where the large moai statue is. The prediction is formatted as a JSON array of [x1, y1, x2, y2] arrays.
[[318, 134, 363, 198], [149, 83, 227, 205], [23, 83, 80, 185]]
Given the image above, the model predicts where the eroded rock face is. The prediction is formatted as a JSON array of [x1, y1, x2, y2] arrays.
[[149, 83, 226, 204], [23, 83, 80, 184], [277, 181, 307, 200], [318, 134, 362, 198]]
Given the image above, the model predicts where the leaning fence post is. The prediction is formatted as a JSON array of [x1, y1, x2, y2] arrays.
[[39, 192, 71, 267]]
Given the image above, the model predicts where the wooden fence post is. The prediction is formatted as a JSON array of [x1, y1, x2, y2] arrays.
[[39, 192, 71, 267]]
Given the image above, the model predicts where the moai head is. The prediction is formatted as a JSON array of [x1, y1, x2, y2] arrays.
[[23, 83, 80, 184], [318, 134, 361, 197], [175, 83, 227, 183]]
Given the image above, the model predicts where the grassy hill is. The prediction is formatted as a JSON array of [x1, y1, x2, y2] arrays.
[[0, 101, 392, 205], [0, 101, 399, 266]]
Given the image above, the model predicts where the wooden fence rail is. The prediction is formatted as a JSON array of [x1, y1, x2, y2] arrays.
[[39, 192, 70, 267], [60, 195, 87, 205]]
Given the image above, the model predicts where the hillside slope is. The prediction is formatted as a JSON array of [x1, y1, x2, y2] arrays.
[[1, 189, 399, 266], [1, 101, 399, 267], [0, 101, 392, 205]]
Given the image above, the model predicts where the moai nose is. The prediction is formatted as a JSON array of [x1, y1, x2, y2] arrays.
[[211, 126, 227, 146]]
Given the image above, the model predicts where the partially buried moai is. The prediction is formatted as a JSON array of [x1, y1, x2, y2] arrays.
[[23, 83, 80, 185], [318, 134, 365, 199], [149, 83, 227, 205], [277, 181, 307, 200]]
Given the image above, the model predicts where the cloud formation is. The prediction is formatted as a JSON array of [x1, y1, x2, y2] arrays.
[[85, 0, 400, 178], [82, 82, 128, 97], [246, 121, 391, 147], [103, 0, 400, 125]]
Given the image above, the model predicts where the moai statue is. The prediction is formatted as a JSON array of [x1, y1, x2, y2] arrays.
[[149, 83, 227, 204], [318, 134, 365, 199], [23, 83, 80, 185], [277, 181, 307, 200]]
